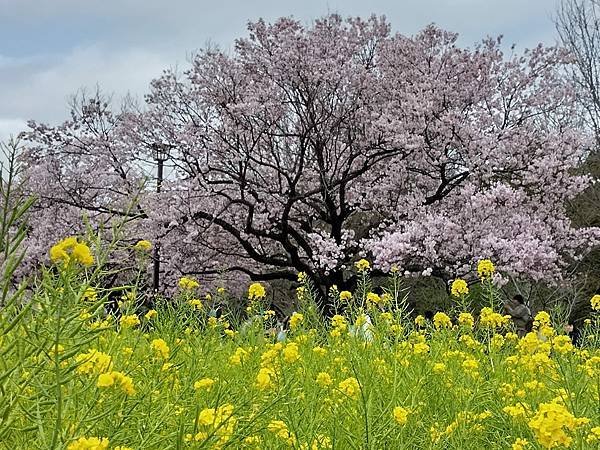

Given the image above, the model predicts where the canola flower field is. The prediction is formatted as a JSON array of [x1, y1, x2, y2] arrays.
[[2, 238, 600, 449]]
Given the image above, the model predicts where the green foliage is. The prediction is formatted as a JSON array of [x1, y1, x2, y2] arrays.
[[2, 239, 600, 448]]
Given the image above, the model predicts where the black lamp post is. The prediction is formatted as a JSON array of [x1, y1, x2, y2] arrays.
[[151, 142, 171, 293]]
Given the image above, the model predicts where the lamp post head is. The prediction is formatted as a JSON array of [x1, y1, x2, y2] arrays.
[[151, 142, 172, 162]]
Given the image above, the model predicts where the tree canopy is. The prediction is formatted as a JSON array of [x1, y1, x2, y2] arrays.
[[19, 15, 600, 300]]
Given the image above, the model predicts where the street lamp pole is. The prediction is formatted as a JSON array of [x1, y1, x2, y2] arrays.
[[151, 143, 171, 294]]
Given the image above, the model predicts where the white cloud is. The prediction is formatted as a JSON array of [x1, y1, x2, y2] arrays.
[[0, 0, 562, 138], [0, 44, 172, 135], [0, 118, 28, 142]]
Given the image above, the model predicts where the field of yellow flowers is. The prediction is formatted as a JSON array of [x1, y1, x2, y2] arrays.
[[2, 238, 600, 449]]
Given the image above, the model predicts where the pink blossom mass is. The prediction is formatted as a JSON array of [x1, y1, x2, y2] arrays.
[[19, 15, 600, 299]]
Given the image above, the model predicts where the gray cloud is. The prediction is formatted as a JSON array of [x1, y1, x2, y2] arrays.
[[0, 0, 561, 141]]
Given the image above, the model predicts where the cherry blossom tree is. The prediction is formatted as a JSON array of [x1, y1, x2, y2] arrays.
[[19, 15, 600, 303]]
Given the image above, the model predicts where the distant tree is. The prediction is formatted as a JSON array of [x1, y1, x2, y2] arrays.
[[557, 0, 600, 142], [556, 0, 600, 299], [20, 15, 599, 307]]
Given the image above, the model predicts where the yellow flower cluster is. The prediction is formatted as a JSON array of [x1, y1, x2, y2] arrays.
[[330, 314, 348, 338], [256, 367, 276, 390], [82, 287, 98, 302], [338, 377, 360, 399], [458, 312, 474, 328], [533, 311, 551, 329], [511, 438, 528, 450], [97, 371, 135, 395], [189, 404, 236, 446], [67, 437, 109, 450], [504, 403, 530, 419], [229, 347, 249, 365], [477, 259, 495, 279], [582, 355, 600, 377], [282, 342, 300, 363], [133, 239, 152, 251], [339, 290, 352, 302], [188, 298, 203, 310], [393, 406, 409, 425], [268, 420, 296, 446], [528, 401, 589, 448], [178, 276, 200, 290], [366, 292, 381, 305], [433, 312, 452, 329], [316, 371, 333, 387], [591, 294, 600, 311], [587, 426, 600, 444], [412, 334, 430, 355], [50, 237, 94, 266], [151, 338, 170, 359], [194, 377, 216, 391], [75, 349, 112, 375], [289, 312, 304, 330], [354, 258, 371, 272], [119, 314, 140, 329], [479, 307, 509, 329], [248, 282, 266, 300], [451, 279, 469, 297]]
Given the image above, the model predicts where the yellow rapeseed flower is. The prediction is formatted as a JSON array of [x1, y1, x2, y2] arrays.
[[477, 259, 495, 279], [479, 307, 509, 329], [248, 282, 266, 300], [393, 406, 409, 425], [433, 312, 452, 329], [71, 243, 94, 266], [316, 372, 333, 387], [338, 377, 360, 399], [587, 426, 600, 444], [188, 298, 203, 310], [50, 237, 94, 266], [67, 437, 109, 450], [82, 287, 98, 302], [528, 401, 589, 449], [134, 239, 152, 251], [194, 377, 216, 391], [591, 295, 600, 311], [178, 276, 200, 290], [354, 259, 371, 272], [432, 362, 446, 374], [151, 338, 170, 359], [289, 312, 304, 330], [268, 420, 295, 446], [339, 290, 352, 302], [458, 312, 474, 328], [97, 371, 135, 395], [282, 343, 300, 363], [511, 438, 528, 450], [451, 279, 469, 297], [119, 314, 140, 329], [313, 346, 327, 357], [75, 349, 112, 375], [229, 347, 249, 366], [256, 367, 275, 390], [366, 292, 381, 305]]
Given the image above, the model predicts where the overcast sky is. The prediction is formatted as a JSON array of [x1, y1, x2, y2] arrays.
[[0, 0, 562, 142]]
